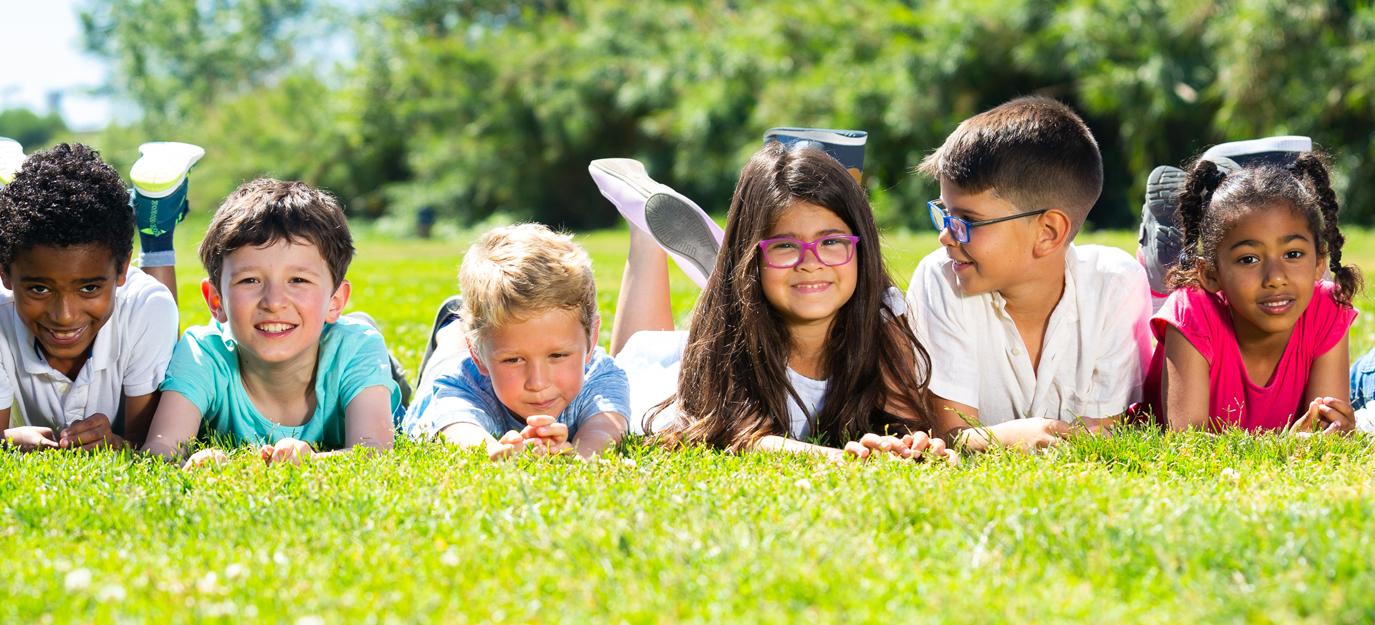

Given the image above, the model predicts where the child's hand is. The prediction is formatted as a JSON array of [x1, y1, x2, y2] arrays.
[[182, 448, 229, 470], [487, 430, 528, 461], [998, 417, 1070, 450], [1290, 398, 1353, 437], [59, 414, 124, 450], [519, 414, 569, 451], [3, 426, 59, 452], [260, 438, 315, 465]]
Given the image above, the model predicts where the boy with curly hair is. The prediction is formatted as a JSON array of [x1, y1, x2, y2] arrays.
[[0, 143, 179, 450]]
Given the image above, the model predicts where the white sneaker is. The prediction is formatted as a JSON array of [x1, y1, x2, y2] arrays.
[[0, 137, 25, 187], [130, 141, 205, 198]]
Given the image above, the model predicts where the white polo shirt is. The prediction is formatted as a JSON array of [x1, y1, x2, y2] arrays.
[[0, 267, 178, 432], [906, 244, 1152, 425]]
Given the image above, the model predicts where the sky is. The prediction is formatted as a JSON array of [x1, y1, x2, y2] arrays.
[[0, 0, 114, 130]]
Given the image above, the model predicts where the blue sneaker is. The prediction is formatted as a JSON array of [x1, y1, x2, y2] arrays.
[[0, 137, 25, 187], [130, 142, 205, 238]]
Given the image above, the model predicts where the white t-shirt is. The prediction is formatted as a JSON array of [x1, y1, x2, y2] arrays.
[[614, 330, 828, 438], [905, 244, 1151, 425], [0, 266, 178, 432]]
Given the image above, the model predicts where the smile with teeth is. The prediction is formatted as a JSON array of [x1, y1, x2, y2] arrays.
[[256, 322, 297, 334], [1258, 298, 1295, 314], [43, 325, 87, 344], [792, 281, 832, 293]]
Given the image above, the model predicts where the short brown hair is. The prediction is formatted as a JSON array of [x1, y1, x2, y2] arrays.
[[199, 179, 355, 288], [459, 223, 597, 352], [919, 96, 1103, 231]]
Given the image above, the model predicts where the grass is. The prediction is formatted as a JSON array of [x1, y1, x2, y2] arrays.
[[2, 224, 1374, 623]]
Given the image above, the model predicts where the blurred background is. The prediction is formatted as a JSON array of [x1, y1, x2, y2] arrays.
[[3, 0, 1374, 233]]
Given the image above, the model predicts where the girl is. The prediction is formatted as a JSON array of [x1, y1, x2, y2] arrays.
[[603, 141, 954, 462], [1145, 153, 1362, 432]]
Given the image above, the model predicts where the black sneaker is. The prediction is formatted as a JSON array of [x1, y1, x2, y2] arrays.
[[418, 295, 464, 384], [1139, 165, 1188, 298]]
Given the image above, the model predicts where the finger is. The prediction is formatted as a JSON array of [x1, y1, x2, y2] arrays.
[[843, 441, 869, 459], [260, 445, 275, 462], [490, 444, 516, 461], [925, 437, 947, 461], [942, 447, 961, 467], [1046, 420, 1072, 438], [1317, 404, 1356, 429], [1322, 420, 1342, 436], [909, 432, 932, 455], [525, 415, 555, 428], [80, 436, 113, 451], [499, 430, 524, 445], [536, 424, 569, 440]]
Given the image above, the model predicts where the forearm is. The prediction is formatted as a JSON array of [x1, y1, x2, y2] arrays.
[[570, 415, 627, 459], [753, 435, 845, 461], [440, 422, 502, 453]]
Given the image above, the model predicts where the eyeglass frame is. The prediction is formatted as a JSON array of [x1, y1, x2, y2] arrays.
[[927, 199, 1049, 244], [756, 234, 861, 269]]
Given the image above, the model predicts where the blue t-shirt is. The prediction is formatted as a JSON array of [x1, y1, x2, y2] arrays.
[[160, 316, 402, 449], [402, 348, 630, 438]]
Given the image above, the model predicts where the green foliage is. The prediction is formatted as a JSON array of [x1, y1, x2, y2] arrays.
[[79, 0, 1375, 229], [0, 108, 69, 149]]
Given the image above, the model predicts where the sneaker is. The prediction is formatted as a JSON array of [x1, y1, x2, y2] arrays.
[[418, 295, 464, 385], [131, 142, 205, 238], [763, 127, 867, 182], [644, 192, 722, 288], [0, 137, 24, 187], [1139, 165, 1187, 300], [589, 158, 723, 287], [346, 311, 413, 409]]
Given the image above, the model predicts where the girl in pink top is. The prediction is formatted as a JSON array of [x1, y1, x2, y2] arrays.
[[1145, 153, 1362, 432]]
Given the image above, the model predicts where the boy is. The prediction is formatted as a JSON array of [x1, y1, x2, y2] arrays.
[[142, 179, 401, 466], [0, 143, 179, 450], [403, 223, 630, 460], [907, 96, 1152, 450]]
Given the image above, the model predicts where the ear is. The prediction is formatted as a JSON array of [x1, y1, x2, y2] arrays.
[[1314, 255, 1328, 283], [1198, 259, 1222, 294], [201, 278, 228, 323], [585, 314, 602, 364], [1031, 209, 1073, 257], [466, 335, 490, 377], [0, 265, 11, 291], [324, 279, 351, 323], [115, 255, 130, 287]]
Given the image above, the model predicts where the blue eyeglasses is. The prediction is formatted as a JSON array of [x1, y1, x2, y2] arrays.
[[927, 199, 1048, 244]]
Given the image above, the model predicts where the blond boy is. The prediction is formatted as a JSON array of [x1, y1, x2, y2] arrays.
[[403, 223, 629, 460], [908, 96, 1152, 450]]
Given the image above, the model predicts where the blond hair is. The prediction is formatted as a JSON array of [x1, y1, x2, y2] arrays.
[[459, 223, 597, 352]]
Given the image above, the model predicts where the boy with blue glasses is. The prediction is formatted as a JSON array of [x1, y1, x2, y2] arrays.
[[908, 96, 1152, 450]]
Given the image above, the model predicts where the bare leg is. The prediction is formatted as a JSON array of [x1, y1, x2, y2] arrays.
[[610, 225, 674, 356]]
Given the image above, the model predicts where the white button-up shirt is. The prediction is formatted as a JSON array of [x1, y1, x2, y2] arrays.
[[906, 244, 1152, 425], [0, 267, 178, 431]]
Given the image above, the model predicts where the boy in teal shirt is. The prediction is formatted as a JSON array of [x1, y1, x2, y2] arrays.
[[142, 179, 401, 466]]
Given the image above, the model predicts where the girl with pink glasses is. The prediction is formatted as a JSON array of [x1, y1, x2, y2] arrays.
[[594, 141, 955, 463]]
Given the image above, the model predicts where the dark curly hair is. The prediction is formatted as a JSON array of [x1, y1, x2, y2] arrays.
[[0, 143, 133, 269], [1168, 151, 1362, 306]]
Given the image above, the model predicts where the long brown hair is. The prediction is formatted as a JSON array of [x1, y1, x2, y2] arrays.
[[651, 142, 934, 450]]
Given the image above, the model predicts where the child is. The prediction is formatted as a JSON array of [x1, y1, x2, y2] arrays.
[[604, 141, 955, 463], [402, 223, 631, 460], [142, 179, 401, 466], [907, 96, 1153, 450], [0, 143, 179, 450], [1354, 348, 1375, 432], [1144, 153, 1361, 432]]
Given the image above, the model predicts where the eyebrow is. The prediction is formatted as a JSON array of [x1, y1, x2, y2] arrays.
[[18, 276, 110, 284], [1228, 233, 1312, 250], [767, 228, 849, 239]]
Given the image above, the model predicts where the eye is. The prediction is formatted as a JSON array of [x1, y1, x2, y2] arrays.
[[550, 352, 570, 360], [819, 236, 849, 246], [768, 240, 799, 251], [500, 356, 523, 365], [1236, 254, 1260, 265], [79, 284, 102, 295], [1284, 249, 1306, 260], [26, 285, 50, 295], [290, 276, 311, 284], [237, 277, 260, 285]]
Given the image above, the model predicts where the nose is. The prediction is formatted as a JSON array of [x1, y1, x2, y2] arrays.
[[258, 280, 287, 311], [1262, 258, 1289, 288], [49, 294, 78, 326], [524, 360, 548, 391], [936, 224, 957, 248], [795, 243, 826, 272]]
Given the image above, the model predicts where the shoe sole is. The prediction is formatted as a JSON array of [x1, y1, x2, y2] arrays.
[[132, 142, 206, 197], [645, 193, 720, 283], [0, 138, 24, 186]]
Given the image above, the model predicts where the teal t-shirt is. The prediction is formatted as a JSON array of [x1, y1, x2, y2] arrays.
[[160, 316, 402, 449]]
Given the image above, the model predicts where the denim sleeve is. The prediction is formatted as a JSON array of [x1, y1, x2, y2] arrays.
[[1352, 347, 1375, 411], [402, 374, 505, 437], [566, 349, 631, 435]]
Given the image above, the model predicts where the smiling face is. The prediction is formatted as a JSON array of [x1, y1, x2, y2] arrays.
[[1204, 202, 1324, 342], [469, 307, 596, 420], [202, 238, 349, 371], [935, 177, 1043, 296], [758, 200, 859, 330], [0, 244, 127, 377]]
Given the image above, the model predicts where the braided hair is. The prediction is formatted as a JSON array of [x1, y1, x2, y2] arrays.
[[1167, 151, 1361, 306]]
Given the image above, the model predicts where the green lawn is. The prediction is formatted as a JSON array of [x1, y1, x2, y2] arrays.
[[2, 225, 1374, 623]]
